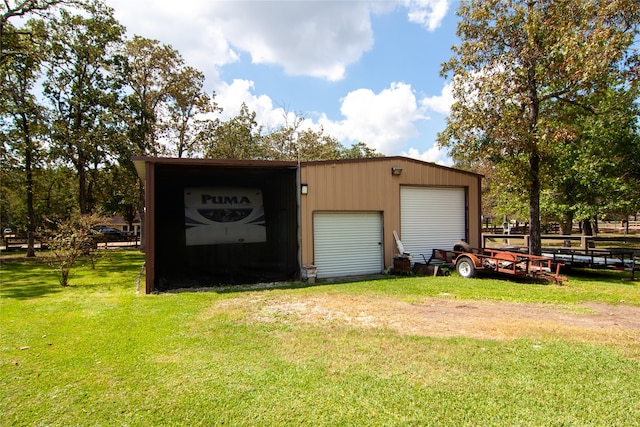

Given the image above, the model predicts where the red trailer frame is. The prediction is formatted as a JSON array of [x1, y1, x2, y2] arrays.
[[428, 247, 567, 283]]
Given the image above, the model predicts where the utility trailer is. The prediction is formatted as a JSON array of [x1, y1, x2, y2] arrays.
[[426, 243, 567, 283]]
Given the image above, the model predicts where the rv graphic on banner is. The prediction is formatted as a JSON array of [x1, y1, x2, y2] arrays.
[[184, 187, 266, 245]]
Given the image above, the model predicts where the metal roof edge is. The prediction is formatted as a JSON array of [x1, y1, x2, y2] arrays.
[[300, 156, 484, 178], [131, 156, 300, 181], [130, 155, 484, 180]]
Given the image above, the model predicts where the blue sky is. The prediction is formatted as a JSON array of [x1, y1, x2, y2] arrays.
[[106, 0, 461, 164]]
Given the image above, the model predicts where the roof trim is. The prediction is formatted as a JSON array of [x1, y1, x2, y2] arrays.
[[301, 156, 484, 178], [132, 156, 298, 167], [132, 156, 299, 180], [131, 155, 484, 181]]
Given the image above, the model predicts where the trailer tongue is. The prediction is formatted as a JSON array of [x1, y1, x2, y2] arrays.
[[427, 245, 567, 283]]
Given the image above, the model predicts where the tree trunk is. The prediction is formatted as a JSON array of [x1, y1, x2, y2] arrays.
[[78, 164, 87, 214], [528, 152, 542, 255], [25, 146, 36, 257], [560, 212, 573, 247], [20, 113, 36, 257], [624, 215, 630, 234], [525, 0, 541, 256], [560, 213, 573, 235]]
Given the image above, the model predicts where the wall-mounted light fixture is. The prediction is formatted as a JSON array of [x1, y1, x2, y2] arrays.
[[391, 167, 403, 176], [301, 184, 308, 195]]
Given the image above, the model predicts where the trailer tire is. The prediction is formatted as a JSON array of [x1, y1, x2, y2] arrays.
[[453, 241, 472, 253], [456, 256, 477, 278]]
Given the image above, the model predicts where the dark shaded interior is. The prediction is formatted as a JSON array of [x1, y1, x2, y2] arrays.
[[153, 164, 298, 290]]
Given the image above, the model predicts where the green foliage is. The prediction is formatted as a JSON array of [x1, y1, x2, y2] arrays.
[[164, 66, 217, 158], [97, 163, 139, 225], [200, 102, 264, 159], [0, 162, 77, 233], [296, 128, 343, 160], [122, 35, 185, 157], [543, 87, 640, 224], [262, 114, 345, 161], [340, 141, 384, 159], [1, 1, 91, 65]]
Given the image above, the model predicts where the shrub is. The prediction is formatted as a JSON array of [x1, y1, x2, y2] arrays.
[[46, 214, 104, 286]]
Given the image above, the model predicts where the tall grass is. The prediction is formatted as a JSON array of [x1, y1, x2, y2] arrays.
[[1, 250, 639, 426]]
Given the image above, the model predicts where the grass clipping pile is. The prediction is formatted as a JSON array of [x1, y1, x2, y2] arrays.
[[213, 293, 640, 356]]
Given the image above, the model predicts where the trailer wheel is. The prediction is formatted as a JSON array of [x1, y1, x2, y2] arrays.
[[453, 241, 472, 253], [456, 256, 477, 278]]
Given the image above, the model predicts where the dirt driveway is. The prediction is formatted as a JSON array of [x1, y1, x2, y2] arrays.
[[219, 293, 640, 353]]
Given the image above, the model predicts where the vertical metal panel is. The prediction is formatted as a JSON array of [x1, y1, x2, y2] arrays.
[[313, 212, 383, 278], [400, 186, 466, 261], [300, 158, 482, 270]]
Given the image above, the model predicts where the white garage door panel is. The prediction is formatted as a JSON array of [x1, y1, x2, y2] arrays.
[[314, 212, 383, 278], [401, 187, 466, 261]]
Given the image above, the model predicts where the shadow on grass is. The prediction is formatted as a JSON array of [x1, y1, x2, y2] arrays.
[[0, 255, 62, 299], [563, 267, 638, 284], [438, 261, 636, 286], [0, 279, 62, 299]]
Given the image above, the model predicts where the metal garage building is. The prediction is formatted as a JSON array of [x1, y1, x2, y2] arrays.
[[134, 156, 482, 293]]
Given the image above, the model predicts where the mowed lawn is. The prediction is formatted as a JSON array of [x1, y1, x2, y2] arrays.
[[1, 249, 639, 426]]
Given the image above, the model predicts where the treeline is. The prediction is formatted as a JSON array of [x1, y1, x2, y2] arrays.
[[1, 0, 381, 254]]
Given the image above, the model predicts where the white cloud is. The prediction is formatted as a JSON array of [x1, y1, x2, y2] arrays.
[[402, 0, 451, 31], [421, 82, 454, 114], [107, 0, 238, 81], [108, 0, 383, 82], [319, 82, 426, 154], [403, 146, 451, 166], [108, 1, 450, 83], [215, 79, 282, 126], [207, 1, 378, 81]]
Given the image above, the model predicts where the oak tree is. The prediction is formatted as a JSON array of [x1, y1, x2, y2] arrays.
[[1, 0, 89, 64], [164, 67, 218, 158], [43, 4, 125, 214], [439, 0, 640, 254], [0, 19, 47, 256]]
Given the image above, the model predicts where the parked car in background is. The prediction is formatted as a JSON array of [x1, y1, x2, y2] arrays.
[[93, 226, 133, 236]]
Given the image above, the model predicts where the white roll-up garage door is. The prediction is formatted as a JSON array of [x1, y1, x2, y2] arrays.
[[400, 187, 466, 262], [313, 212, 383, 278]]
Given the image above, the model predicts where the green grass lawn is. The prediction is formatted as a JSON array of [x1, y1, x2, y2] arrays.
[[1, 249, 639, 426]]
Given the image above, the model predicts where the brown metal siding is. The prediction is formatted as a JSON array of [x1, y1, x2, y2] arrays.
[[300, 158, 481, 270]]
